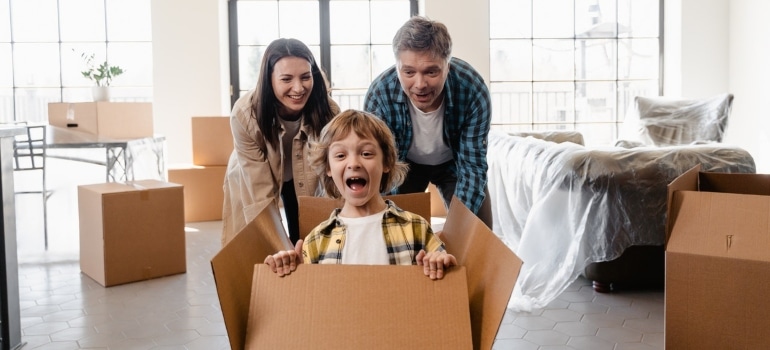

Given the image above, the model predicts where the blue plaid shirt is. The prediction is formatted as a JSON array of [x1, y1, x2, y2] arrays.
[[363, 57, 491, 214]]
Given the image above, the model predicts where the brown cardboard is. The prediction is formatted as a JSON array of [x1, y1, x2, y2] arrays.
[[191, 116, 233, 166], [665, 165, 770, 348], [48, 102, 153, 139], [210, 203, 293, 350], [245, 265, 472, 349], [78, 180, 186, 287], [212, 193, 521, 350], [167, 164, 226, 222], [440, 196, 522, 350], [429, 183, 448, 217], [297, 192, 432, 239]]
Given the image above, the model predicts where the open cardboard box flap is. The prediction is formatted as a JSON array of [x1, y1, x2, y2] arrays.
[[212, 195, 522, 350], [667, 164, 770, 253], [440, 196, 523, 350], [211, 202, 293, 350]]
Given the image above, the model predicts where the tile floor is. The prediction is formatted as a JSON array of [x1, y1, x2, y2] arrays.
[[14, 157, 665, 349]]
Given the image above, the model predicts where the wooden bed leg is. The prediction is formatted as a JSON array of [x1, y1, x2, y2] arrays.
[[592, 281, 612, 293]]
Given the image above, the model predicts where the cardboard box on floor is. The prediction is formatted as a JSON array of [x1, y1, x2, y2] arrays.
[[78, 180, 186, 287], [191, 116, 233, 166], [297, 192, 432, 239], [666, 165, 770, 349], [168, 164, 226, 222], [211, 195, 522, 350], [48, 102, 153, 139]]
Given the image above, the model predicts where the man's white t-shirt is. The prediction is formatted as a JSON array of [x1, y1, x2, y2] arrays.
[[339, 210, 389, 265], [406, 99, 453, 165]]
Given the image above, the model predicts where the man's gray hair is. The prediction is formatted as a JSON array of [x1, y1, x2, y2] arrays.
[[392, 16, 452, 61]]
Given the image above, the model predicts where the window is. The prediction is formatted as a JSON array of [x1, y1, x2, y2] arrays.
[[489, 0, 662, 145], [229, 0, 417, 110], [0, 0, 153, 124]]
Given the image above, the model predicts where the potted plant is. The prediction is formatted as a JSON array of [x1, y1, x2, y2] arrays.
[[78, 51, 125, 102]]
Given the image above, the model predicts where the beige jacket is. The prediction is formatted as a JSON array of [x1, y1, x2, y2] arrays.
[[221, 90, 339, 245]]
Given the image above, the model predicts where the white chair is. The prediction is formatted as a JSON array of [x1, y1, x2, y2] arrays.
[[12, 122, 51, 249]]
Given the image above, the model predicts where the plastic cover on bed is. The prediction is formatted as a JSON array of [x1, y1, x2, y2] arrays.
[[618, 93, 734, 147], [487, 130, 755, 311]]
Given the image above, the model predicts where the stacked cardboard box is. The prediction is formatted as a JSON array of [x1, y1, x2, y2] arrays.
[[211, 195, 522, 350], [666, 165, 770, 348], [190, 116, 233, 166], [168, 116, 232, 222], [78, 180, 186, 287], [48, 102, 154, 139]]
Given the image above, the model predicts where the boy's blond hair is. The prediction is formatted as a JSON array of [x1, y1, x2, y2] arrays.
[[309, 109, 408, 199]]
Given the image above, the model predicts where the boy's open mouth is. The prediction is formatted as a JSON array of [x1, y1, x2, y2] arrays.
[[346, 177, 367, 191]]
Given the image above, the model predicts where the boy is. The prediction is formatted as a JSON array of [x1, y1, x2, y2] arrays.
[[264, 109, 456, 280]]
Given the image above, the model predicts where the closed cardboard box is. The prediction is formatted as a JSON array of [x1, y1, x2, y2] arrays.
[[78, 180, 186, 287], [666, 165, 770, 349], [168, 165, 226, 222], [211, 196, 522, 350], [48, 102, 154, 139], [192, 116, 233, 166]]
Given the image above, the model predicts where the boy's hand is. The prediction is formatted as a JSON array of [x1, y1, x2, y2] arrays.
[[264, 239, 303, 277], [416, 250, 457, 280]]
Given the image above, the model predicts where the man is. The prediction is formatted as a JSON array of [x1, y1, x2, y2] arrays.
[[364, 15, 493, 227]]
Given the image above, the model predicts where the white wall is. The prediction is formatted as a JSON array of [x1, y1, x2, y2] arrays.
[[151, 0, 230, 164], [725, 0, 770, 172], [665, 0, 770, 172], [422, 0, 490, 84], [664, 0, 730, 98]]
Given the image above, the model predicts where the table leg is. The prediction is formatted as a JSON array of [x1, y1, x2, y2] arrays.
[[151, 138, 167, 181], [106, 146, 129, 182]]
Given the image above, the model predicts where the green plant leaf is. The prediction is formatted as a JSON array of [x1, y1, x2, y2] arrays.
[[76, 50, 125, 87]]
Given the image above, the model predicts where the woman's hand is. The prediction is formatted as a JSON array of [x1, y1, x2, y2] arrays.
[[416, 250, 457, 280], [264, 239, 303, 277]]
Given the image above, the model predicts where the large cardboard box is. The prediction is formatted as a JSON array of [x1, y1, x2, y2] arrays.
[[666, 165, 770, 349], [211, 196, 522, 350], [297, 192, 432, 239], [48, 102, 154, 139], [168, 164, 226, 222], [191, 116, 233, 166], [248, 264, 472, 349], [78, 180, 186, 287]]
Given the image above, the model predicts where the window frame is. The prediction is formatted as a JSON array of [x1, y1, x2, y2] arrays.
[[227, 0, 418, 108], [488, 0, 664, 145], [1, 0, 153, 124]]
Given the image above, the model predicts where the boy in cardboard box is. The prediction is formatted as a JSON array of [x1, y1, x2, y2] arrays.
[[265, 109, 456, 279]]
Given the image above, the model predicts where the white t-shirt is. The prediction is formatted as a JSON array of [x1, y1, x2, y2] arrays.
[[406, 99, 453, 165], [339, 210, 389, 265], [278, 117, 301, 182]]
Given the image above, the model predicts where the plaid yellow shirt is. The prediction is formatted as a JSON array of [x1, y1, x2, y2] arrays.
[[302, 200, 445, 264]]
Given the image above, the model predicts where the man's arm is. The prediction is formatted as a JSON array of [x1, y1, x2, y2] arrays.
[[452, 64, 492, 215]]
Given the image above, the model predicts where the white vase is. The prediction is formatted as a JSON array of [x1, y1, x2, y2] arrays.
[[92, 86, 111, 102]]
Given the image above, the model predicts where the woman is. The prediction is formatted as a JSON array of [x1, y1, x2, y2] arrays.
[[222, 38, 339, 246]]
